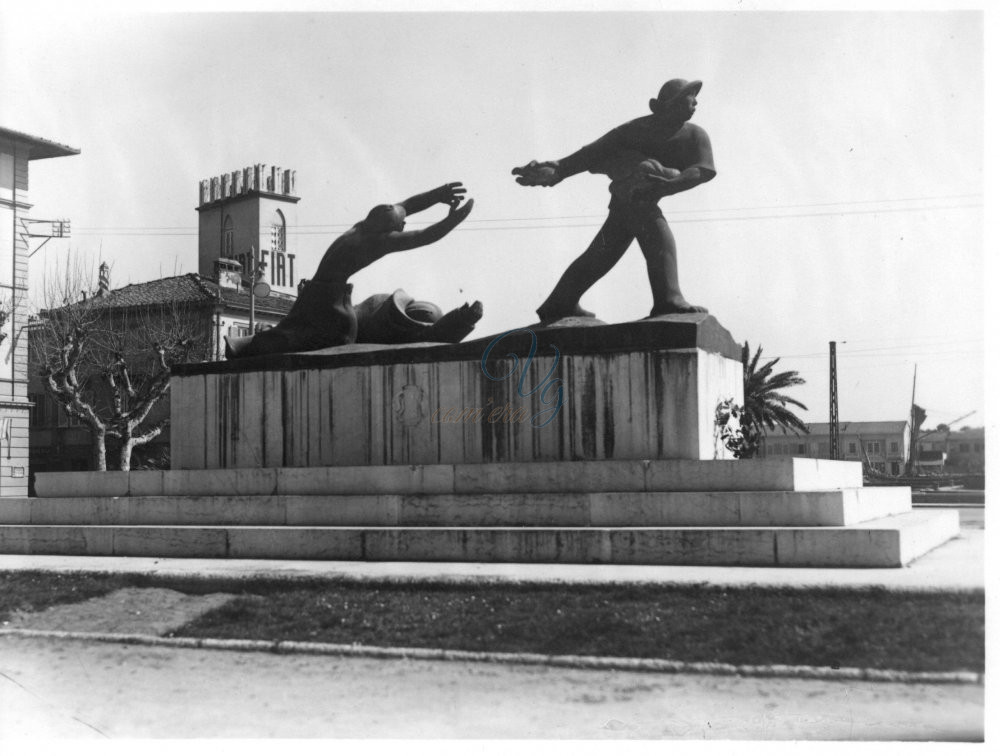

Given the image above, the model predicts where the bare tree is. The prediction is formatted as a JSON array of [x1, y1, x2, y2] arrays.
[[29, 259, 214, 471]]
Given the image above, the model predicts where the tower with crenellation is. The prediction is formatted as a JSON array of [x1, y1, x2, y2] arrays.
[[196, 164, 300, 297]]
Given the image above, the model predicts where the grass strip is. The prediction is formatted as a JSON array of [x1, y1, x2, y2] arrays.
[[0, 571, 984, 674]]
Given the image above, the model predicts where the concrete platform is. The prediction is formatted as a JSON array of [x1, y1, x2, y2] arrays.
[[0, 510, 960, 567], [1, 487, 911, 528], [32, 457, 864, 498], [12, 458, 957, 569], [0, 525, 981, 593]]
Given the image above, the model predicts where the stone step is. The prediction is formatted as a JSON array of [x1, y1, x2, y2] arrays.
[[0, 511, 959, 568], [33, 457, 864, 499], [1, 488, 912, 528]]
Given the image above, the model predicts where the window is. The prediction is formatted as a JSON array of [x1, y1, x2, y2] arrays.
[[228, 324, 251, 339], [959, 443, 970, 453], [270, 209, 286, 255], [796, 443, 807, 455], [866, 441, 881, 455], [890, 441, 899, 453], [0, 153, 13, 196], [29, 393, 49, 425], [223, 216, 234, 258], [848, 442, 857, 454], [974, 443, 983, 452]]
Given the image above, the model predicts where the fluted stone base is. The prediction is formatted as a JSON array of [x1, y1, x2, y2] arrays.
[[170, 315, 744, 469]]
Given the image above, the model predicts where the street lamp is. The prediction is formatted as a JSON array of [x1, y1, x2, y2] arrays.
[[246, 246, 271, 334]]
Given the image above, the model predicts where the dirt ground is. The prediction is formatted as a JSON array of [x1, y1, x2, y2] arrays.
[[0, 584, 985, 741], [0, 634, 983, 740], [3, 587, 237, 636]]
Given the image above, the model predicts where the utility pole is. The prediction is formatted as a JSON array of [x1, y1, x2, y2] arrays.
[[246, 245, 268, 335], [829, 341, 840, 460]]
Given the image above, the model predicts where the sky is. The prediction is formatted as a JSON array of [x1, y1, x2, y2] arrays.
[[0, 1, 989, 431]]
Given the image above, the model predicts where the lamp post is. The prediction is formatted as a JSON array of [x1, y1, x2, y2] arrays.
[[246, 246, 270, 334]]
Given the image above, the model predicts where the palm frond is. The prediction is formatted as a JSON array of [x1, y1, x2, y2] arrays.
[[758, 392, 809, 411], [741, 344, 809, 447]]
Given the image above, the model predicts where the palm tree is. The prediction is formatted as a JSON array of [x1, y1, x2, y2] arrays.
[[741, 343, 809, 452]]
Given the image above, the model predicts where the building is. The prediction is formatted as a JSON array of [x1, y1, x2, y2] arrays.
[[761, 420, 911, 476], [28, 266, 293, 474], [1, 126, 79, 495], [28, 162, 301, 474], [914, 426, 985, 474], [197, 163, 300, 295]]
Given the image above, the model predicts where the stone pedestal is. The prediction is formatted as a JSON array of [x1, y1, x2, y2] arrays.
[[16, 458, 959, 567], [5, 315, 957, 568], [170, 314, 744, 470]]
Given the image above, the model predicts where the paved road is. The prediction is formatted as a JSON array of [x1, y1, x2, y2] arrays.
[[0, 635, 982, 740]]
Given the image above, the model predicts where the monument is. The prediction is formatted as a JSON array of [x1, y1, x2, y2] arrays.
[[7, 79, 959, 567], [513, 78, 714, 322]]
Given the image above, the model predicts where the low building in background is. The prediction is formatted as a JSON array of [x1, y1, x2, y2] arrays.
[[914, 427, 985, 474], [760, 421, 911, 476], [28, 161, 304, 476], [28, 264, 293, 474]]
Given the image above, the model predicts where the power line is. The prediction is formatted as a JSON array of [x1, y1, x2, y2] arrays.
[[73, 192, 983, 231], [71, 200, 982, 237], [819, 333, 987, 346], [776, 339, 983, 360], [791, 353, 984, 370], [452, 202, 982, 232], [68, 193, 985, 235], [794, 353, 984, 373]]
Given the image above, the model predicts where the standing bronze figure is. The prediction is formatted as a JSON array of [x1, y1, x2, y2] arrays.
[[513, 79, 716, 322]]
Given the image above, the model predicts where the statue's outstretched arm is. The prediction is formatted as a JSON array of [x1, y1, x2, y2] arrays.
[[513, 128, 618, 187], [398, 182, 467, 216], [383, 198, 475, 252]]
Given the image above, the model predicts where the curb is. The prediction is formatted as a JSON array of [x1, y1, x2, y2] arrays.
[[0, 562, 987, 594], [0, 628, 983, 686]]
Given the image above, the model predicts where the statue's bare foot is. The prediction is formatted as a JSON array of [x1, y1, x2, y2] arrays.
[[425, 301, 484, 343], [462, 300, 484, 323], [649, 299, 709, 316], [537, 303, 596, 322]]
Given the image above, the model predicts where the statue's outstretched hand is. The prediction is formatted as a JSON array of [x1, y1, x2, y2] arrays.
[[431, 182, 468, 208], [512, 160, 561, 187], [448, 197, 474, 224]]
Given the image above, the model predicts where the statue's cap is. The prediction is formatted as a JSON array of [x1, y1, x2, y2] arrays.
[[650, 79, 702, 112]]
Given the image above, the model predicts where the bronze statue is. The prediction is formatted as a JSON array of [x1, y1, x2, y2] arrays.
[[513, 79, 716, 322], [354, 289, 483, 345], [226, 183, 479, 359]]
